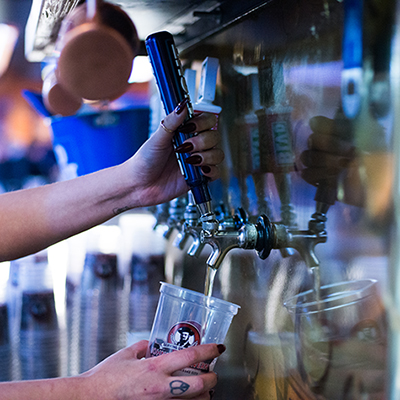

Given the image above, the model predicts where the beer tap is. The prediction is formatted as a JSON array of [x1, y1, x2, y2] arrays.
[[201, 209, 327, 271], [184, 203, 235, 258], [198, 62, 303, 270], [146, 31, 218, 236], [174, 192, 203, 254], [256, 60, 297, 229], [163, 196, 187, 240], [184, 198, 245, 259]]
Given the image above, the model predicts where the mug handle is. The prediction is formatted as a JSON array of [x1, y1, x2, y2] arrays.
[[86, 0, 103, 20]]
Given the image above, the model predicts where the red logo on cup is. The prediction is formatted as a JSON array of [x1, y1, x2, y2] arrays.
[[168, 321, 201, 348]]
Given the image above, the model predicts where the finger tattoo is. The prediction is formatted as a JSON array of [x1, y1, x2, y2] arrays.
[[170, 380, 190, 395]]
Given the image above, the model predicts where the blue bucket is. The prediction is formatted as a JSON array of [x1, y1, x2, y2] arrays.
[[49, 107, 149, 176]]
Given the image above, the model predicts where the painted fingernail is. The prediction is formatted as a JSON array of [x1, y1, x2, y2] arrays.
[[209, 389, 215, 399], [175, 98, 189, 115], [175, 142, 194, 153], [201, 166, 211, 174], [179, 122, 197, 134], [217, 344, 226, 354], [185, 155, 202, 165]]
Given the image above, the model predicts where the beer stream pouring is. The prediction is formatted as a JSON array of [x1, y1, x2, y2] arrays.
[[145, 31, 216, 223]]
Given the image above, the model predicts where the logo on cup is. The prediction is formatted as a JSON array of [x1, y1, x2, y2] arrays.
[[168, 321, 201, 348]]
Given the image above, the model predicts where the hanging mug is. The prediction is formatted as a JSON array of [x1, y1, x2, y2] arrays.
[[55, 0, 139, 102]]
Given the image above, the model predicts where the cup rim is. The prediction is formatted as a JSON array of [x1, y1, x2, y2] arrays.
[[159, 282, 240, 314], [283, 279, 378, 314]]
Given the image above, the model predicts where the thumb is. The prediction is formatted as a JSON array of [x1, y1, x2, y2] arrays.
[[124, 340, 149, 360]]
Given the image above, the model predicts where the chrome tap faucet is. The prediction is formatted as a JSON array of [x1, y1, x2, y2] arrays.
[[272, 216, 328, 270], [174, 193, 203, 253], [163, 196, 187, 240], [201, 222, 260, 269], [200, 209, 271, 269], [200, 207, 328, 271]]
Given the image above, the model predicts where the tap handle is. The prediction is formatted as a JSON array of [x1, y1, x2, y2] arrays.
[[145, 31, 212, 206], [314, 183, 338, 206]]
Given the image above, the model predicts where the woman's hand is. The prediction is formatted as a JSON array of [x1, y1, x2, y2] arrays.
[[82, 341, 225, 399], [126, 100, 224, 208], [0, 342, 224, 399]]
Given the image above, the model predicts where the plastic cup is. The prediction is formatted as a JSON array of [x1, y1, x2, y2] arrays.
[[284, 279, 387, 399], [146, 282, 240, 375]]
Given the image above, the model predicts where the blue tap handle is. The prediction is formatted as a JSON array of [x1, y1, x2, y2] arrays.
[[341, 0, 364, 119], [342, 0, 363, 71], [145, 31, 212, 206]]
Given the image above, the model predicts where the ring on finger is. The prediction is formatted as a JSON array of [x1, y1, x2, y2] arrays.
[[160, 119, 175, 134]]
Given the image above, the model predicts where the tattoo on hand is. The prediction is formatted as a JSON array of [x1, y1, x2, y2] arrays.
[[170, 380, 190, 395]]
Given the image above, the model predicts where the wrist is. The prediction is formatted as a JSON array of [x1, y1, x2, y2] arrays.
[[109, 160, 143, 213]]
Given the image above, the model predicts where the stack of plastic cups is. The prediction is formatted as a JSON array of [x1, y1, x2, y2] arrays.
[[78, 225, 123, 373], [119, 212, 166, 345], [8, 260, 21, 380], [18, 256, 60, 380], [64, 232, 87, 376], [0, 263, 11, 381]]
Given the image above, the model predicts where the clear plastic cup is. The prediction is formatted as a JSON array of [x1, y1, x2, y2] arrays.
[[284, 279, 387, 399], [146, 282, 240, 375]]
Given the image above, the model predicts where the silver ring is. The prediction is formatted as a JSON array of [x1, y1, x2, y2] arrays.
[[160, 119, 175, 134]]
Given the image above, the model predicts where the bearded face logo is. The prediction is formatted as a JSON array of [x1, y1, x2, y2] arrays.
[[168, 321, 201, 348]]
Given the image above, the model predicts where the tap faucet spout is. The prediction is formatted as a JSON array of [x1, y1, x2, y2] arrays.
[[201, 223, 260, 269], [283, 228, 327, 269], [271, 208, 328, 269]]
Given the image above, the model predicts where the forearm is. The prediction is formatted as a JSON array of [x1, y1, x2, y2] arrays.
[[0, 108, 221, 262], [0, 161, 139, 261], [0, 376, 92, 400]]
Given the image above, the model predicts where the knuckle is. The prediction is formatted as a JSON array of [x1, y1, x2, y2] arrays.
[[186, 345, 200, 360], [144, 358, 159, 373], [192, 376, 207, 393], [216, 148, 225, 162]]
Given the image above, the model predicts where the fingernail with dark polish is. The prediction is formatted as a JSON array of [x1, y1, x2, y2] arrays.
[[217, 344, 226, 354], [201, 166, 211, 174], [175, 142, 194, 153], [179, 122, 197, 134], [175, 98, 189, 115], [209, 389, 215, 399], [185, 155, 202, 165]]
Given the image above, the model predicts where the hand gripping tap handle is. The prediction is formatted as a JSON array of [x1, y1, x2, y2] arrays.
[[145, 31, 212, 210]]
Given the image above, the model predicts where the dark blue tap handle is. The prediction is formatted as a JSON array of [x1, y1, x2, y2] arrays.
[[145, 31, 211, 206], [342, 0, 363, 71]]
